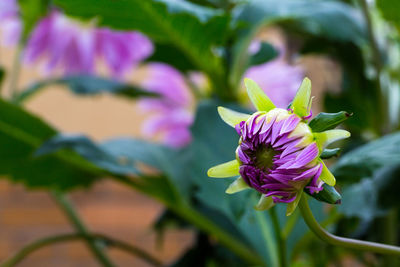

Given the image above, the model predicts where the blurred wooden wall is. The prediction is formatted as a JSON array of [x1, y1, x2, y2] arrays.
[[0, 45, 193, 267]]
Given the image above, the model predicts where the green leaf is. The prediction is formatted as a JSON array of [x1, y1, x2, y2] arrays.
[[377, 0, 400, 31], [305, 184, 342, 205], [53, 0, 229, 80], [308, 111, 352, 132], [320, 148, 341, 159], [230, 0, 366, 87], [15, 75, 157, 103], [248, 42, 278, 66], [18, 0, 49, 42], [332, 132, 400, 184], [339, 178, 383, 221], [36, 134, 139, 175], [0, 99, 103, 190], [146, 43, 195, 72]]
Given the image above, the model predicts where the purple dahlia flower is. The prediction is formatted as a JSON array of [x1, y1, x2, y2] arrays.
[[138, 63, 194, 148], [23, 11, 153, 76], [208, 78, 350, 215], [0, 0, 21, 46]]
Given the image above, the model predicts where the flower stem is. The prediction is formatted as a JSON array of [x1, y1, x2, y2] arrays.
[[358, 0, 388, 133], [269, 207, 288, 267], [8, 44, 22, 102], [298, 194, 400, 255], [1, 233, 162, 267], [51, 191, 115, 267]]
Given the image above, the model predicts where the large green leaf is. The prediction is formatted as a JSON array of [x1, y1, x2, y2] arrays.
[[230, 0, 366, 88], [15, 75, 157, 103], [0, 99, 103, 190], [53, 0, 229, 81], [36, 134, 140, 175], [332, 132, 400, 184], [377, 0, 400, 30]]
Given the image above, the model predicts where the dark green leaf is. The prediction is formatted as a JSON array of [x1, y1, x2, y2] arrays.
[[36, 134, 139, 175], [18, 0, 49, 42], [248, 42, 278, 66], [0, 99, 103, 190], [377, 0, 400, 30], [53, 0, 230, 78], [170, 233, 245, 267], [320, 148, 341, 159], [332, 132, 400, 184], [147, 43, 195, 72], [305, 184, 342, 205], [230, 0, 366, 87], [15, 75, 157, 103], [339, 177, 384, 221], [309, 111, 352, 132]]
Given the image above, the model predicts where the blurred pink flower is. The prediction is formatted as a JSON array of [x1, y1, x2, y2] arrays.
[[23, 11, 153, 76], [0, 0, 21, 46], [245, 42, 304, 108], [138, 63, 194, 148]]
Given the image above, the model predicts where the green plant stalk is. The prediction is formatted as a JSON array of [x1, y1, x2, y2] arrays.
[[292, 207, 341, 257], [8, 44, 22, 102], [298, 194, 400, 255], [358, 0, 388, 134], [51, 191, 115, 267], [282, 209, 300, 239], [0, 233, 162, 267], [254, 208, 278, 267], [382, 209, 399, 266], [269, 207, 287, 267]]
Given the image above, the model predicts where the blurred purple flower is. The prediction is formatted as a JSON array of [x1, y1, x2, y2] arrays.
[[245, 43, 304, 108], [0, 0, 21, 46], [23, 11, 153, 76], [138, 63, 194, 148]]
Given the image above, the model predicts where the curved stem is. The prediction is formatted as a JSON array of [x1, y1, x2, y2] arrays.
[[1, 233, 162, 267], [51, 191, 115, 267], [298, 194, 400, 255], [269, 207, 287, 267]]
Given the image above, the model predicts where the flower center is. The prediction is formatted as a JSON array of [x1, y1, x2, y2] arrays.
[[254, 145, 277, 172]]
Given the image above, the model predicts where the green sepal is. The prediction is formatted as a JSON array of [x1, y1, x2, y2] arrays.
[[254, 195, 274, 211], [226, 176, 250, 194], [314, 129, 351, 152], [305, 183, 342, 204], [309, 111, 352, 132], [207, 159, 239, 178], [286, 192, 302, 216], [320, 148, 341, 159], [217, 106, 251, 128], [244, 78, 276, 112], [319, 160, 336, 186], [291, 77, 311, 118]]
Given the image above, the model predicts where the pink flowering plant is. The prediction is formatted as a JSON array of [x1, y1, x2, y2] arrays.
[[2, 0, 400, 266]]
